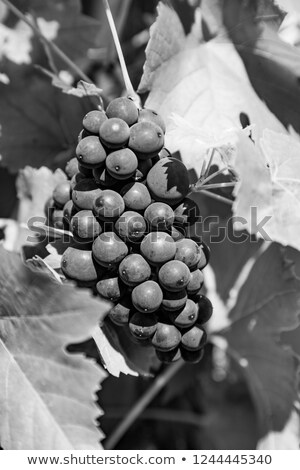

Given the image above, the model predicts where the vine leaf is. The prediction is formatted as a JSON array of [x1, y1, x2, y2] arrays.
[[0, 66, 93, 172], [217, 243, 300, 438], [223, 0, 300, 134], [0, 246, 110, 449], [233, 129, 300, 251], [139, 3, 286, 168], [275, 0, 300, 14]]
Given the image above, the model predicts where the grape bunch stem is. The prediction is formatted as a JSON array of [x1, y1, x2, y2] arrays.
[[105, 359, 185, 449]]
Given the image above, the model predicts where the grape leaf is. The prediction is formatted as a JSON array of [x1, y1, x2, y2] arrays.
[[233, 129, 300, 251], [257, 409, 300, 449], [11, 0, 101, 67], [223, 0, 300, 134], [94, 322, 159, 378], [139, 3, 286, 167], [0, 66, 93, 171], [0, 246, 110, 449], [274, 0, 300, 14], [218, 243, 300, 437]]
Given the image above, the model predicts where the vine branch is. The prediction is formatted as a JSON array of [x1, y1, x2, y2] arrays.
[[104, 359, 185, 450], [1, 0, 92, 83]]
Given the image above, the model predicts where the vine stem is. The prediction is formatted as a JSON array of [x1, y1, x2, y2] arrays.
[[102, 0, 140, 104], [104, 359, 185, 450], [1, 0, 92, 83]]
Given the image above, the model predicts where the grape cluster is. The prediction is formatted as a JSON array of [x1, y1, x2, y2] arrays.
[[46, 97, 213, 364]]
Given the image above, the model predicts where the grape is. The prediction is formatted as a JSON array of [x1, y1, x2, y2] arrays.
[[137, 108, 166, 133], [115, 211, 147, 242], [181, 325, 207, 351], [99, 118, 130, 148], [152, 322, 181, 351], [144, 202, 174, 231], [197, 295, 213, 324], [170, 225, 186, 241], [155, 348, 181, 363], [161, 289, 187, 311], [70, 172, 86, 191], [119, 254, 151, 286], [174, 198, 201, 226], [106, 97, 138, 126], [129, 312, 157, 339], [93, 167, 118, 188], [175, 238, 201, 270], [92, 231, 128, 267], [76, 136, 106, 168], [121, 182, 152, 211], [72, 178, 102, 210], [140, 232, 176, 266], [187, 269, 204, 295], [53, 181, 71, 208], [44, 197, 55, 222], [169, 299, 198, 328], [93, 189, 125, 221], [83, 110, 107, 134], [78, 164, 93, 177], [180, 347, 204, 364], [133, 159, 152, 181], [65, 158, 79, 179], [70, 210, 102, 240], [146, 157, 190, 205], [63, 200, 77, 224], [129, 121, 164, 159], [109, 296, 132, 326], [131, 280, 163, 313], [158, 260, 191, 292], [197, 242, 211, 269], [106, 148, 138, 180], [96, 274, 125, 302], [52, 209, 65, 229], [61, 246, 103, 283]]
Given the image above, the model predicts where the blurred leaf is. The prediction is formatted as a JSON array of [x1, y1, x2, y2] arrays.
[[233, 129, 300, 251], [219, 243, 300, 437], [257, 409, 300, 449], [11, 0, 101, 68], [223, 0, 300, 134], [139, 3, 286, 169], [0, 246, 110, 449], [0, 66, 93, 172], [274, 0, 300, 14]]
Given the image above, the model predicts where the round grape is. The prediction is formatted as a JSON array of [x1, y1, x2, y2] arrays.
[[70, 210, 102, 240], [146, 157, 190, 205], [137, 108, 166, 133], [181, 325, 207, 351], [140, 232, 176, 266], [158, 260, 191, 292], [93, 189, 125, 221], [187, 269, 204, 295], [76, 136, 106, 168], [131, 280, 163, 313], [129, 121, 164, 159], [115, 211, 147, 243], [109, 296, 132, 326], [169, 299, 198, 328], [152, 322, 181, 351], [83, 110, 107, 134], [65, 158, 79, 179], [144, 202, 174, 231], [119, 254, 151, 286], [92, 232, 128, 267], [106, 148, 138, 180], [129, 312, 157, 340], [53, 181, 71, 208], [175, 238, 202, 270], [96, 274, 125, 302], [106, 97, 138, 126], [61, 247, 103, 283], [197, 295, 213, 325], [99, 118, 130, 149], [161, 289, 187, 311], [121, 182, 152, 211], [72, 178, 102, 210]]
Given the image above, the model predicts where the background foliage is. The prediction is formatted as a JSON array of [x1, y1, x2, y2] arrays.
[[0, 0, 300, 450]]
